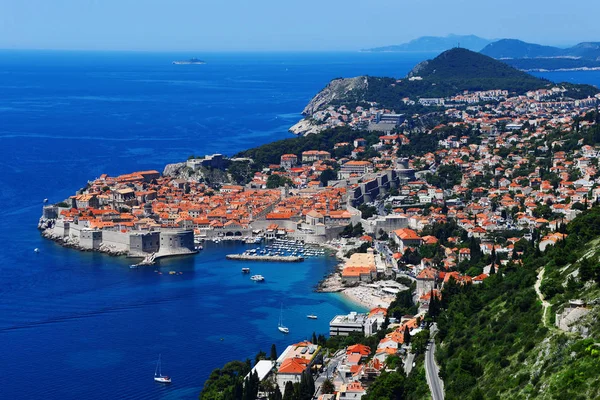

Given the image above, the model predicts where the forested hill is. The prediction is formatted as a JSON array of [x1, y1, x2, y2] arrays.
[[404, 48, 551, 93], [434, 207, 600, 399], [300, 48, 597, 116]]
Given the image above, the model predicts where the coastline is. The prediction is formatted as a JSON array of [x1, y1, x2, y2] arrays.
[[521, 67, 600, 72]]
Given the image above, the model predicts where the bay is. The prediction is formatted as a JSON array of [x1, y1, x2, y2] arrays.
[[1, 49, 599, 399]]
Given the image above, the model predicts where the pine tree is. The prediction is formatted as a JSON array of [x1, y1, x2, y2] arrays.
[[269, 386, 283, 400], [282, 381, 294, 400], [403, 324, 411, 345], [321, 379, 335, 394], [233, 379, 243, 400], [311, 332, 317, 344], [270, 344, 277, 361], [307, 371, 315, 398]]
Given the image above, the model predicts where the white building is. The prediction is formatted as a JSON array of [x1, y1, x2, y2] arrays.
[[329, 312, 378, 337]]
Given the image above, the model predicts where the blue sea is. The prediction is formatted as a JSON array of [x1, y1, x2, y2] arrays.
[[1, 50, 599, 399]]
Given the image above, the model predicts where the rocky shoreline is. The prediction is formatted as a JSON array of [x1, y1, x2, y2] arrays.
[[40, 228, 129, 257], [38, 217, 129, 257]]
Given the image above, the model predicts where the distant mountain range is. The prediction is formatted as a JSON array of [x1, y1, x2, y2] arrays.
[[480, 39, 600, 60], [365, 36, 600, 71], [363, 34, 493, 53], [479, 39, 600, 70]]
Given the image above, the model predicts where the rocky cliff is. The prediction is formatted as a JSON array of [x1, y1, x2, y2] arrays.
[[288, 119, 327, 136], [162, 162, 186, 177], [301, 76, 368, 116]]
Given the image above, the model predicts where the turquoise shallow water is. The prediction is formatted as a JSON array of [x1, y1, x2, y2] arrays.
[[1, 50, 599, 399]]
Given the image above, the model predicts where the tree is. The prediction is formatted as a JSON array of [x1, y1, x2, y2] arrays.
[[358, 203, 378, 219], [320, 168, 337, 186], [270, 344, 278, 361], [282, 381, 295, 400], [362, 371, 407, 400], [312, 332, 318, 345], [411, 330, 430, 355], [255, 350, 267, 366], [266, 174, 292, 189], [321, 379, 335, 394], [269, 386, 283, 400], [352, 223, 365, 237], [242, 370, 260, 400], [403, 325, 411, 345]]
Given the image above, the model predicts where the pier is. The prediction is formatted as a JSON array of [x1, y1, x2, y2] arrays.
[[226, 254, 304, 262]]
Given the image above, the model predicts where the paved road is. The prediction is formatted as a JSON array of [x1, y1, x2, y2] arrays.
[[314, 349, 344, 398], [425, 324, 444, 400], [404, 351, 415, 375]]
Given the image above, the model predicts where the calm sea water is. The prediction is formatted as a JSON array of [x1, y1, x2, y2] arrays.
[[1, 50, 599, 399]]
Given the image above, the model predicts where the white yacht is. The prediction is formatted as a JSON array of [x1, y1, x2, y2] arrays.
[[278, 304, 289, 333], [250, 274, 265, 282], [154, 354, 171, 383]]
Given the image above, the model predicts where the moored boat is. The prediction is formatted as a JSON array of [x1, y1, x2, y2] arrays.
[[154, 354, 171, 383], [278, 304, 289, 333]]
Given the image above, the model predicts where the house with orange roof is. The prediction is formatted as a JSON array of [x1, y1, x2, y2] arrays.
[[336, 381, 366, 399], [392, 228, 422, 252], [275, 341, 321, 393], [346, 344, 371, 357], [416, 267, 437, 297]]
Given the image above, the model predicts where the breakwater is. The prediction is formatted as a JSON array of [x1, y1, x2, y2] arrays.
[[226, 254, 304, 262]]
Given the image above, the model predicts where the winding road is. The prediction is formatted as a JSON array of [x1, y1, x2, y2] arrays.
[[425, 324, 445, 400]]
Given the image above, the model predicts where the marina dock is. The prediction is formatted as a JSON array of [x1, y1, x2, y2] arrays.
[[226, 254, 304, 262]]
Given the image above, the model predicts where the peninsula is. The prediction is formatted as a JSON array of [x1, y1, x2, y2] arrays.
[[200, 48, 600, 400], [39, 48, 600, 400]]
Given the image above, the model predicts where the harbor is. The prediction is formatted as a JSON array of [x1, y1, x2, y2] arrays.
[[226, 254, 304, 262]]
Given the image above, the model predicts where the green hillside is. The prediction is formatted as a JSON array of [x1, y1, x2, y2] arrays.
[[435, 207, 600, 400]]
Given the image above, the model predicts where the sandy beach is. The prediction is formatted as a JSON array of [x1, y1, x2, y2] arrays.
[[341, 285, 397, 310]]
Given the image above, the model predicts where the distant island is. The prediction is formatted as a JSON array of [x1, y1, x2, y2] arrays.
[[362, 34, 493, 53], [172, 58, 206, 65], [481, 39, 600, 71], [364, 35, 600, 71]]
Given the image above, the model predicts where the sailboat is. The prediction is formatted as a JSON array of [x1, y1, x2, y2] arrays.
[[278, 304, 289, 334], [154, 354, 172, 383]]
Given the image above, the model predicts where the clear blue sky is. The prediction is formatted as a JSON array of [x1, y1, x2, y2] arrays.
[[1, 0, 598, 51]]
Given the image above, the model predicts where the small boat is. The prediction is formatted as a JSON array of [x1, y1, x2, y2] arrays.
[[250, 274, 265, 282], [278, 304, 289, 334], [129, 264, 138, 269], [34, 248, 40, 253], [242, 268, 250, 273], [154, 354, 171, 383], [307, 315, 318, 319]]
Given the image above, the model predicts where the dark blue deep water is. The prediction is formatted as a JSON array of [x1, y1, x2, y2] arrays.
[[1, 50, 599, 399]]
